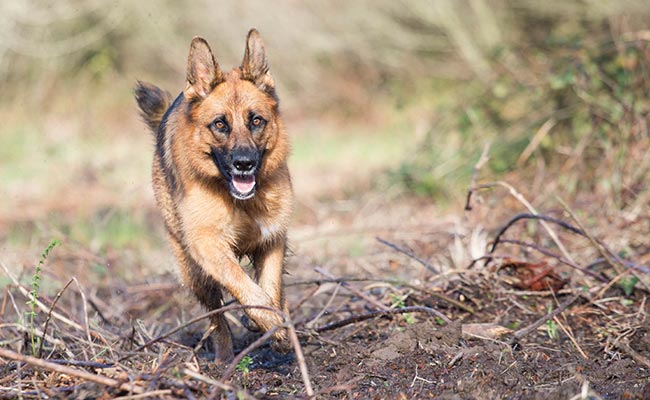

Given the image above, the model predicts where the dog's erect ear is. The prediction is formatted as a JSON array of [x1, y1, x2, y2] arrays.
[[241, 29, 275, 93], [185, 37, 223, 100]]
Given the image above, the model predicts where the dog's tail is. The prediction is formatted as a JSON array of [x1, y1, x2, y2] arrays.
[[135, 81, 173, 134]]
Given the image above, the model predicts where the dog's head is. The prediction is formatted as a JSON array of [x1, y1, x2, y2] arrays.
[[181, 29, 288, 200]]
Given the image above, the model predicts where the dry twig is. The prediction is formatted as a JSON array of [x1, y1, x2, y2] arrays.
[[315, 305, 451, 333], [376, 237, 439, 274], [38, 278, 74, 358], [221, 326, 279, 381], [0, 347, 144, 394], [510, 294, 581, 343]]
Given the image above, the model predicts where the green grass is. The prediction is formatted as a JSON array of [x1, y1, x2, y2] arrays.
[[290, 120, 413, 171]]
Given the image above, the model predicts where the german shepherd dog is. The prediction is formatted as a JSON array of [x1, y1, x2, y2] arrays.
[[135, 29, 293, 361]]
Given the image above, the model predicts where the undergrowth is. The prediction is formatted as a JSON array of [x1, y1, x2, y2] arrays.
[[393, 16, 650, 206], [25, 239, 60, 356]]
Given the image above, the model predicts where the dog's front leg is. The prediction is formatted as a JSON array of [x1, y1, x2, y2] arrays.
[[254, 242, 288, 314], [253, 241, 290, 351], [187, 231, 287, 342]]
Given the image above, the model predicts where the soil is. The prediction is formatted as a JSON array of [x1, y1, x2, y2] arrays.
[[1, 194, 649, 399]]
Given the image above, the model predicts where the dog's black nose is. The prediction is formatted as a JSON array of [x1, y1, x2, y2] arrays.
[[232, 149, 258, 173]]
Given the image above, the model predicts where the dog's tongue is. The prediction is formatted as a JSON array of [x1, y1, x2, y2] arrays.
[[233, 175, 256, 194]]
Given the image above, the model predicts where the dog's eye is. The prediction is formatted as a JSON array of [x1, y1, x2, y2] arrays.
[[249, 115, 266, 132], [210, 118, 229, 134]]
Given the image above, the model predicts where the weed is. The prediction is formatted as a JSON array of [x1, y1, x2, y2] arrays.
[[25, 239, 60, 356], [389, 293, 415, 324], [236, 354, 253, 390], [619, 276, 639, 297], [545, 306, 559, 340], [236, 355, 253, 374], [507, 321, 521, 330]]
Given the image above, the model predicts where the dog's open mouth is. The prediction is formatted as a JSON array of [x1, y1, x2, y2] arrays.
[[230, 174, 256, 200]]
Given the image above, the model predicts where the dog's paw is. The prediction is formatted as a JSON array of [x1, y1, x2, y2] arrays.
[[271, 330, 291, 354], [248, 307, 284, 332], [240, 314, 261, 332]]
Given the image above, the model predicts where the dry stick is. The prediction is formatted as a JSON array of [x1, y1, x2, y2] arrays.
[[0, 262, 85, 332], [593, 271, 632, 302], [509, 294, 581, 343], [185, 368, 255, 400], [316, 375, 365, 397], [70, 277, 95, 357], [315, 306, 451, 333], [193, 322, 218, 353], [547, 283, 588, 360], [112, 389, 173, 400], [38, 277, 75, 358], [614, 340, 650, 369], [0, 347, 144, 394], [552, 316, 588, 359], [289, 277, 474, 314], [315, 267, 389, 311], [499, 239, 607, 282], [287, 317, 314, 398], [305, 283, 342, 329], [586, 258, 650, 275], [376, 237, 438, 274], [116, 302, 317, 396], [46, 359, 114, 368], [146, 349, 174, 392], [489, 213, 584, 254], [118, 303, 251, 362], [221, 326, 279, 382], [556, 197, 625, 276], [466, 181, 577, 265], [465, 142, 492, 212]]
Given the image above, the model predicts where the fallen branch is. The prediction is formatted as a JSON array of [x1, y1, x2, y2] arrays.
[[489, 213, 584, 254], [119, 303, 268, 363], [465, 181, 576, 265], [0, 347, 143, 394], [289, 276, 474, 314], [614, 340, 650, 369], [509, 294, 581, 343], [376, 237, 439, 274], [186, 368, 254, 400], [38, 278, 75, 358], [315, 267, 389, 311], [498, 239, 607, 282], [221, 326, 279, 381], [287, 317, 314, 397], [315, 306, 451, 333]]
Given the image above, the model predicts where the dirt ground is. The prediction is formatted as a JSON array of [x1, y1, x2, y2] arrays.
[[1, 184, 649, 399]]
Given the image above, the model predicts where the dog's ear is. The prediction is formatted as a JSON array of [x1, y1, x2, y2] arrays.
[[241, 28, 275, 94], [185, 37, 223, 101]]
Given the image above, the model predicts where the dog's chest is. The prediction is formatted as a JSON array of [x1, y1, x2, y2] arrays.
[[232, 210, 284, 252], [255, 218, 283, 242]]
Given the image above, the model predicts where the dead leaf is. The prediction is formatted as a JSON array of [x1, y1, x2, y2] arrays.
[[462, 323, 512, 340]]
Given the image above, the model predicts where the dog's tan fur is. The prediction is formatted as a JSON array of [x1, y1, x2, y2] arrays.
[[135, 29, 293, 361]]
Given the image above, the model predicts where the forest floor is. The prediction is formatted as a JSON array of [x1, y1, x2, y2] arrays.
[[0, 120, 649, 399]]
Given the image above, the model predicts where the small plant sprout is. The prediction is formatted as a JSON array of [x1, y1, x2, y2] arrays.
[[389, 292, 415, 324], [545, 306, 558, 340], [619, 276, 638, 297], [236, 354, 253, 375], [26, 239, 61, 356]]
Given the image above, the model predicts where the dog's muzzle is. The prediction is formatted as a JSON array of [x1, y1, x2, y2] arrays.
[[211, 146, 261, 200]]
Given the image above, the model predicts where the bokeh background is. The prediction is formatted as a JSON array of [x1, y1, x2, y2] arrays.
[[1, 0, 649, 282]]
